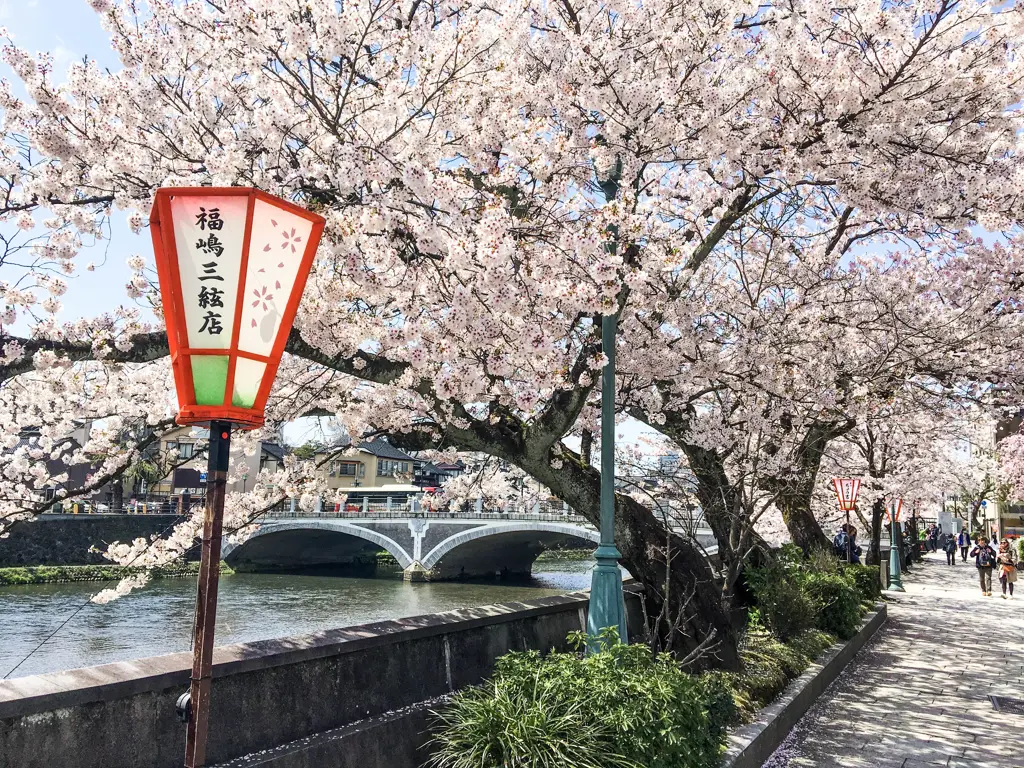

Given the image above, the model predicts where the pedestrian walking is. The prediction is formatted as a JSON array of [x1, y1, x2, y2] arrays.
[[928, 524, 940, 553], [943, 535, 958, 566], [957, 528, 971, 562], [996, 539, 1018, 599], [970, 537, 998, 597]]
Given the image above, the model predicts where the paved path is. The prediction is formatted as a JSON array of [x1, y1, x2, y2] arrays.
[[763, 551, 1024, 768]]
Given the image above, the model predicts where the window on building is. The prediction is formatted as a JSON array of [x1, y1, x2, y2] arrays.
[[378, 459, 403, 476], [168, 442, 194, 460], [329, 461, 359, 477]]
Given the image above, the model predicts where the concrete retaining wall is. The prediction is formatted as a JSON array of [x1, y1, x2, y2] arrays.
[[0, 589, 644, 768], [0, 514, 191, 567]]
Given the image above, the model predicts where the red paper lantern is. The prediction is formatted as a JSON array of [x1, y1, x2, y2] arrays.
[[150, 187, 325, 429], [832, 477, 861, 512]]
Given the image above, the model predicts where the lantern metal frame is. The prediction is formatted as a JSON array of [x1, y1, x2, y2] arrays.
[[150, 187, 326, 429], [832, 477, 861, 512]]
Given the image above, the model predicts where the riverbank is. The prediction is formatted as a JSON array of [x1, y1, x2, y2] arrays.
[[0, 561, 233, 586], [534, 547, 593, 561]]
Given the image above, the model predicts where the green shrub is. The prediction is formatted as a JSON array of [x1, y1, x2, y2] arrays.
[[841, 563, 882, 603], [0, 561, 228, 586], [428, 633, 727, 768], [802, 571, 862, 639], [733, 626, 837, 717], [695, 672, 738, 745], [737, 628, 798, 707], [746, 570, 817, 641], [785, 628, 836, 661]]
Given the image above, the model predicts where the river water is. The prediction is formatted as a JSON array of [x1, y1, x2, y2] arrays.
[[0, 558, 594, 679]]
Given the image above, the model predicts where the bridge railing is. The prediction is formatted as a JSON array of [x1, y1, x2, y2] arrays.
[[265, 508, 595, 525]]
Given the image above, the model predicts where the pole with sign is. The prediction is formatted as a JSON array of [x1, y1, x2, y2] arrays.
[[150, 187, 324, 768], [886, 498, 905, 592]]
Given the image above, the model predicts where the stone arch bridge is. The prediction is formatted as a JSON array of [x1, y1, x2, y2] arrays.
[[223, 512, 604, 581]]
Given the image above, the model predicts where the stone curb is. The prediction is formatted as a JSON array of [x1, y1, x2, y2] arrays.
[[721, 602, 888, 768]]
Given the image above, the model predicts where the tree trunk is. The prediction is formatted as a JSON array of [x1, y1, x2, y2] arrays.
[[866, 498, 885, 566], [637, 407, 772, 574], [777, 487, 829, 553], [906, 517, 922, 563], [112, 480, 124, 514], [765, 420, 853, 553]]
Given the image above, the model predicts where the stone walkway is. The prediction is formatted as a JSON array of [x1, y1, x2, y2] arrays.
[[763, 551, 1024, 768]]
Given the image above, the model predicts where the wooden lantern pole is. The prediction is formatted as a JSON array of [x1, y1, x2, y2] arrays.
[[184, 421, 231, 768]]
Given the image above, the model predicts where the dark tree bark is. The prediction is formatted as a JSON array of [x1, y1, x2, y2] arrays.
[[580, 429, 593, 466], [866, 497, 885, 566], [904, 516, 921, 564], [630, 406, 772, 574], [764, 420, 855, 553], [532, 454, 739, 670]]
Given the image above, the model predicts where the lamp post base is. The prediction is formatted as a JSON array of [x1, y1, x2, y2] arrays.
[[888, 537, 905, 592], [587, 544, 627, 652]]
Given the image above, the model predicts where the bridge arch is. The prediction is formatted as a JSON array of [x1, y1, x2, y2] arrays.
[[223, 520, 413, 572], [421, 522, 598, 579]]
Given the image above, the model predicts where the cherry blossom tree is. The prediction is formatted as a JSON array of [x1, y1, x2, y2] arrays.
[[0, 0, 1023, 664]]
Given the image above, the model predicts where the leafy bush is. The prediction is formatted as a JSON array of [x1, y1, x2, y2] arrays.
[[695, 672, 738, 745], [732, 626, 837, 718], [842, 563, 882, 603], [428, 632, 728, 768], [802, 572, 862, 639], [736, 628, 801, 708], [0, 561, 226, 586], [785, 628, 836, 661], [745, 568, 817, 641]]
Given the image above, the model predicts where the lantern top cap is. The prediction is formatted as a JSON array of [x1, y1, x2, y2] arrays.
[[150, 187, 326, 228]]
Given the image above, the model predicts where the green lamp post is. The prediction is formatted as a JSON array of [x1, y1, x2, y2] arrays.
[[887, 498, 905, 592], [587, 314, 627, 650]]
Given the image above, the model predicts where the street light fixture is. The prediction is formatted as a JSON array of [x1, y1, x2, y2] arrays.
[[886, 498, 905, 592], [150, 187, 325, 768], [587, 314, 627, 650]]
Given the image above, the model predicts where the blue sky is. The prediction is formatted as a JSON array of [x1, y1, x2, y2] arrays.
[[1, 0, 141, 333]]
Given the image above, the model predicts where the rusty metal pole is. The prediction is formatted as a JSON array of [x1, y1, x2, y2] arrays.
[[184, 420, 231, 768]]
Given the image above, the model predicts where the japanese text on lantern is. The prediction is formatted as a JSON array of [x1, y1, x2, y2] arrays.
[[167, 194, 247, 352], [195, 207, 225, 336]]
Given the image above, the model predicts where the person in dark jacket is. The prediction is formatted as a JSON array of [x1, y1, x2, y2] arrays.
[[970, 537, 998, 596], [957, 528, 971, 562], [943, 535, 958, 566]]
